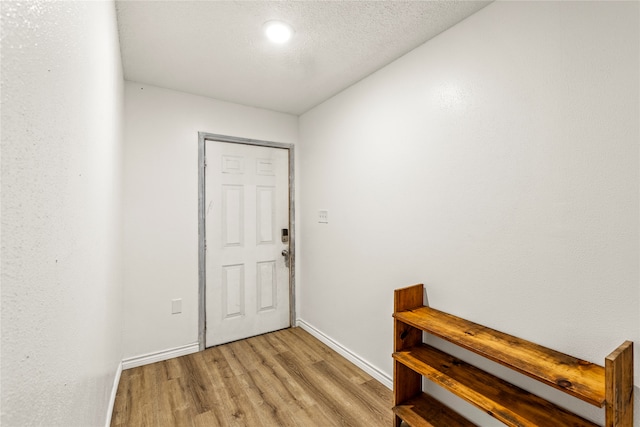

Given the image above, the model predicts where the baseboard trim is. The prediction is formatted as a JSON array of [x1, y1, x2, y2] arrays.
[[296, 319, 392, 389], [105, 361, 122, 427], [122, 342, 200, 370]]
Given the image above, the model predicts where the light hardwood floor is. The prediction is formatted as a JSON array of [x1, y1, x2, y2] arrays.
[[111, 327, 393, 426]]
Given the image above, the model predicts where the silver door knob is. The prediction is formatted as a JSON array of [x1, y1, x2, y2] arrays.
[[282, 249, 290, 268], [281, 249, 289, 257]]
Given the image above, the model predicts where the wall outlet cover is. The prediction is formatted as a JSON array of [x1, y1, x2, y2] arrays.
[[171, 298, 182, 314]]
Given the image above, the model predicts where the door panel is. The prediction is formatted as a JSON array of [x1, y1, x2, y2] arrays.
[[257, 261, 276, 311], [222, 185, 244, 246], [205, 141, 290, 347]]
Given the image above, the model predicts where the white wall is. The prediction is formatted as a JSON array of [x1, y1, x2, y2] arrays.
[[122, 82, 298, 360], [1, 1, 124, 426], [299, 1, 639, 425]]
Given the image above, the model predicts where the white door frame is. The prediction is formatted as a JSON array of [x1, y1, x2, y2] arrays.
[[198, 132, 296, 351]]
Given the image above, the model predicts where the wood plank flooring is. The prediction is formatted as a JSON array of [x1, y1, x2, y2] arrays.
[[111, 327, 393, 426]]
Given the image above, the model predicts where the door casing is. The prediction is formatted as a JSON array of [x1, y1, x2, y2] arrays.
[[198, 132, 295, 351]]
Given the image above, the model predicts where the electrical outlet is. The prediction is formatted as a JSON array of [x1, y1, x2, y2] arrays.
[[172, 298, 182, 314], [318, 210, 328, 224]]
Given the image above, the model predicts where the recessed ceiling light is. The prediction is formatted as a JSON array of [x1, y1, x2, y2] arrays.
[[263, 20, 293, 44]]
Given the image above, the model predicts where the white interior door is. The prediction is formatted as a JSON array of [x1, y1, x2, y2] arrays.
[[205, 141, 290, 347]]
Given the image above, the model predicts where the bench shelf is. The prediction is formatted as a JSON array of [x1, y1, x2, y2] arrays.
[[392, 284, 634, 427]]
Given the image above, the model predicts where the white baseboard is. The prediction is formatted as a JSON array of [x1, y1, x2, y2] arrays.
[[296, 319, 392, 389], [122, 342, 200, 370], [105, 361, 122, 427]]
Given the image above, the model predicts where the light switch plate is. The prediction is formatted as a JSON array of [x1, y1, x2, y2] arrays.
[[318, 210, 328, 224]]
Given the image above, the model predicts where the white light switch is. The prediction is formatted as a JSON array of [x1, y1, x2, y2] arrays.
[[172, 298, 182, 314], [318, 210, 328, 224]]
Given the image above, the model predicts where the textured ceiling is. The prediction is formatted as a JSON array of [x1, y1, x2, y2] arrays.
[[116, 1, 491, 115]]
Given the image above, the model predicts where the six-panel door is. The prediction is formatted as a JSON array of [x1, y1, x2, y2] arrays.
[[205, 141, 290, 347]]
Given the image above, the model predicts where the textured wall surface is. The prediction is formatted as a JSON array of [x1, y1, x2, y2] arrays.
[[122, 82, 298, 360], [1, 1, 124, 425], [299, 1, 639, 425]]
